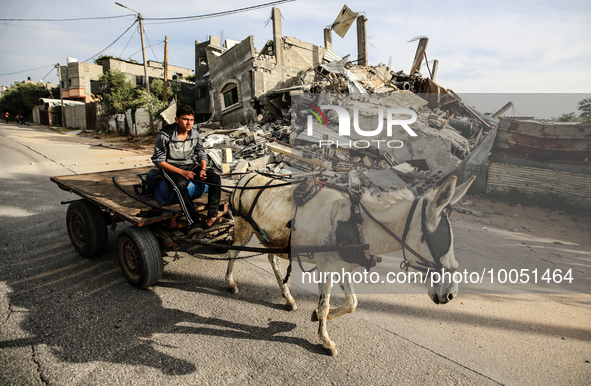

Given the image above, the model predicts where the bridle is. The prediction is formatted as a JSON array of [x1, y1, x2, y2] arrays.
[[359, 196, 452, 273], [314, 180, 454, 274]]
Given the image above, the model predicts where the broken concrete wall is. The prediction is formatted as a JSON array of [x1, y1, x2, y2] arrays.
[[198, 6, 327, 126], [207, 36, 257, 125], [252, 37, 327, 99], [132, 107, 151, 136]]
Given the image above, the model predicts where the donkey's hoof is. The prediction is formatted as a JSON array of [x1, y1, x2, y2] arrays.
[[323, 346, 338, 356], [311, 309, 319, 322], [227, 285, 239, 294], [284, 302, 298, 311]]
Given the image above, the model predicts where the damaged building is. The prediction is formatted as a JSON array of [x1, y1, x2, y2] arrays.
[[192, 5, 576, 204], [195, 7, 328, 125]]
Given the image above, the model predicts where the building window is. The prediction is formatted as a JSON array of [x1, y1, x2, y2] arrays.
[[220, 80, 240, 110], [198, 57, 207, 67], [198, 86, 207, 99], [136, 75, 144, 86]]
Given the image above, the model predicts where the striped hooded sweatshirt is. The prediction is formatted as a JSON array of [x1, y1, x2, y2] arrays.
[[151, 123, 207, 168]]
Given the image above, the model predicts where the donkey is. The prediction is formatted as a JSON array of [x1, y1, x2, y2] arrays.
[[226, 173, 475, 355]]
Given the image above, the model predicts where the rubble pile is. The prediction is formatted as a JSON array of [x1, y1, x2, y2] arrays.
[[198, 59, 495, 195]]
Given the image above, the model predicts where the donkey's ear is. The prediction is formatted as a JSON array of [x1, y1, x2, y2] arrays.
[[448, 175, 476, 205], [432, 176, 457, 217]]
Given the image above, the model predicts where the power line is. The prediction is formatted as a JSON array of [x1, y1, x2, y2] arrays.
[[0, 64, 56, 77], [143, 0, 295, 24], [0, 14, 135, 22], [83, 20, 138, 63], [41, 66, 56, 82], [144, 29, 160, 62], [1, 21, 134, 37], [128, 41, 165, 60], [119, 24, 138, 57]]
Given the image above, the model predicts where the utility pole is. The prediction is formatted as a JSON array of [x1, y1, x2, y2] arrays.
[[55, 63, 65, 128], [116, 2, 150, 93], [138, 13, 150, 94], [163, 36, 168, 102]]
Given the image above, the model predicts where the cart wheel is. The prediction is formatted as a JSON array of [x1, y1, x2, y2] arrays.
[[117, 227, 162, 288], [66, 200, 108, 258]]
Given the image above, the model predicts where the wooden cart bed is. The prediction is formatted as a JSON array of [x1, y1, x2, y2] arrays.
[[50, 167, 230, 227]]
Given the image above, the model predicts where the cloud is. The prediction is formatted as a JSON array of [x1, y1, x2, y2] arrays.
[[1, 0, 589, 94]]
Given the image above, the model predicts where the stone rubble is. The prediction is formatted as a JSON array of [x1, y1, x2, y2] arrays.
[[195, 56, 496, 195]]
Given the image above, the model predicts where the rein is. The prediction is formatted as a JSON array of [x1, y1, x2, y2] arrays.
[[315, 180, 439, 271]]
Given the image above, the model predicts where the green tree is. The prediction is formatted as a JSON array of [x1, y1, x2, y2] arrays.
[[98, 69, 140, 116], [149, 78, 173, 103], [556, 112, 578, 122], [577, 97, 591, 121], [0, 82, 51, 119], [137, 87, 167, 120], [50, 86, 61, 99]]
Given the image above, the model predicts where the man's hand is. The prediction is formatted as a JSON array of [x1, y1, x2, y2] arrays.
[[198, 169, 207, 180], [179, 169, 196, 180]]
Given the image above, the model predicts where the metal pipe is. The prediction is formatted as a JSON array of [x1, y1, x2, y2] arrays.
[[393, 81, 411, 90]]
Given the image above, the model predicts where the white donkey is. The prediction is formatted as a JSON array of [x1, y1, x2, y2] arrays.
[[226, 173, 475, 355]]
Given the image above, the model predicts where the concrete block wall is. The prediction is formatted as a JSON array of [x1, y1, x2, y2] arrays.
[[207, 36, 257, 125], [64, 104, 86, 130]]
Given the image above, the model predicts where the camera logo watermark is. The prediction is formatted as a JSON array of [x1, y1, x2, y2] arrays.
[[306, 105, 418, 137]]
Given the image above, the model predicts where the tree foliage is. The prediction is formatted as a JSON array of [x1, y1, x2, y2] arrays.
[[577, 97, 591, 121], [149, 78, 173, 103], [0, 82, 51, 119], [98, 70, 172, 122], [94, 55, 138, 66], [555, 112, 579, 122], [98, 69, 140, 116]]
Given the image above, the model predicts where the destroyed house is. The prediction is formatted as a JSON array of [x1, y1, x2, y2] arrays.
[[195, 8, 327, 125]]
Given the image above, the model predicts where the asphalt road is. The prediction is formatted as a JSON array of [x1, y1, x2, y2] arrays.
[[0, 123, 589, 385]]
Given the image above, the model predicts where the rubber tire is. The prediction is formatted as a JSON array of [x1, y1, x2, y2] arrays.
[[117, 227, 163, 289], [66, 200, 108, 258]]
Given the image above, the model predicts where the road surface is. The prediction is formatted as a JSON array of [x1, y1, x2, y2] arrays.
[[0, 123, 589, 385]]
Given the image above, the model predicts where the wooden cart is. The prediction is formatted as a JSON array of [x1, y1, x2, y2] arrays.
[[51, 167, 232, 289]]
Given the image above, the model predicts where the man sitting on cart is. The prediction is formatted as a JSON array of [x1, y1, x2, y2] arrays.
[[152, 104, 226, 231]]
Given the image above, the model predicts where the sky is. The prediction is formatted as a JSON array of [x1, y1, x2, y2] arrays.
[[1, 0, 590, 117]]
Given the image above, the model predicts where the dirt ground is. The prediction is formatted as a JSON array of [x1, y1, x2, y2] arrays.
[[452, 193, 591, 248]]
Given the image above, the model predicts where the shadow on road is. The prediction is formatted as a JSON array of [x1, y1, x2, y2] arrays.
[[0, 173, 324, 378]]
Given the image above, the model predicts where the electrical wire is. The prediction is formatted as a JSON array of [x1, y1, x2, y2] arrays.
[[144, 29, 160, 62], [0, 21, 136, 37], [128, 41, 164, 59], [83, 20, 138, 63], [0, 64, 56, 77], [0, 14, 135, 22], [41, 66, 56, 82], [119, 23, 138, 57], [143, 0, 295, 24]]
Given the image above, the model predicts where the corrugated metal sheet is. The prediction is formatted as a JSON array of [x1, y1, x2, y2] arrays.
[[331, 5, 359, 38], [452, 127, 498, 192], [487, 118, 591, 208], [487, 162, 591, 209], [493, 119, 591, 165]]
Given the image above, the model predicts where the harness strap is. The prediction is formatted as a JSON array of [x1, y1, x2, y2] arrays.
[[316, 179, 437, 270], [246, 179, 275, 225], [358, 201, 436, 270], [401, 198, 421, 270], [420, 199, 449, 269], [236, 174, 257, 215]]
